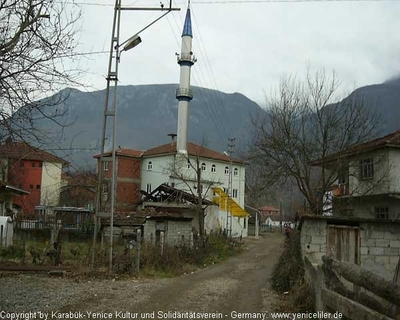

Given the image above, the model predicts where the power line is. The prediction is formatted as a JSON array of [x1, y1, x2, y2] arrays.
[[192, 0, 399, 3]]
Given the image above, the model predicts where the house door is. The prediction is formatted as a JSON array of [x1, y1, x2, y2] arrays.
[[327, 225, 360, 290], [327, 225, 359, 264]]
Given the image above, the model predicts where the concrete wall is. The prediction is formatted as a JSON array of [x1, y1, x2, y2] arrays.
[[348, 150, 390, 197], [143, 219, 192, 246], [335, 196, 400, 220], [300, 219, 328, 264], [41, 162, 62, 207], [301, 218, 400, 281], [360, 223, 400, 280]]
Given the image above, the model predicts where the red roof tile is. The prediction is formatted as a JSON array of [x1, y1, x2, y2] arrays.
[[93, 148, 143, 159], [312, 129, 400, 164], [143, 142, 245, 164], [260, 206, 279, 212], [0, 142, 68, 164]]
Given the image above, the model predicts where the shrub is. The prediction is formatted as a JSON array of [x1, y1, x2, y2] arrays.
[[271, 230, 304, 293]]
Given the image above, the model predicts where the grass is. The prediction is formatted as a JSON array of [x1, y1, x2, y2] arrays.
[[0, 234, 243, 278]]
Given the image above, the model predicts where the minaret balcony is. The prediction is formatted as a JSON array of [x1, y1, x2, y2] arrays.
[[177, 53, 197, 65], [176, 88, 194, 99]]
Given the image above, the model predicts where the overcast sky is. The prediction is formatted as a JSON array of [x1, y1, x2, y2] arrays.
[[71, 0, 400, 105]]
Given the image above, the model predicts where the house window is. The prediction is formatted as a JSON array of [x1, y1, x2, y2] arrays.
[[29, 184, 33, 190], [360, 158, 374, 179], [19, 161, 24, 168], [232, 189, 238, 198], [102, 183, 108, 194], [38, 163, 42, 168], [234, 168, 238, 176], [147, 161, 153, 171], [211, 164, 216, 173], [201, 163, 206, 171], [103, 161, 109, 171], [224, 166, 229, 175], [146, 183, 152, 193], [31, 162, 35, 168], [375, 207, 389, 219], [36, 185, 40, 190], [223, 187, 228, 194]]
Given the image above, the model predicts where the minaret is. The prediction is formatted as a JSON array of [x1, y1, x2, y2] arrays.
[[176, 1, 196, 155]]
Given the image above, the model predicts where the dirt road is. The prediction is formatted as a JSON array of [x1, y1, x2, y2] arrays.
[[0, 233, 284, 319]]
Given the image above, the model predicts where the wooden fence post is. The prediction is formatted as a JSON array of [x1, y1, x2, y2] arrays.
[[136, 229, 141, 274]]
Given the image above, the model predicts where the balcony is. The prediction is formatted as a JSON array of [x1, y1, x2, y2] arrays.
[[333, 183, 349, 197], [176, 53, 196, 64], [176, 88, 194, 100]]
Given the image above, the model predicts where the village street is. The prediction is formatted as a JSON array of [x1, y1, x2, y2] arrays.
[[1, 233, 284, 319]]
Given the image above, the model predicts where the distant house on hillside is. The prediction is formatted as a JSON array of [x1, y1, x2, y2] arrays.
[[312, 129, 400, 219], [0, 141, 68, 215], [259, 205, 279, 220]]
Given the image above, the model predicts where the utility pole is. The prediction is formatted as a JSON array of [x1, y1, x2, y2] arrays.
[[91, 0, 179, 273], [227, 138, 235, 238]]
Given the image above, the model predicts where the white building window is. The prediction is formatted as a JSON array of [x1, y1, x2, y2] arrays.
[[211, 164, 216, 173], [146, 184, 152, 193], [234, 168, 238, 176], [147, 161, 153, 171], [359, 158, 373, 179], [375, 207, 389, 219], [201, 163, 206, 171], [224, 166, 229, 175], [103, 161, 109, 171], [232, 189, 238, 198]]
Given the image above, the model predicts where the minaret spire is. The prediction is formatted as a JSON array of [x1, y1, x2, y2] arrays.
[[176, 1, 196, 155]]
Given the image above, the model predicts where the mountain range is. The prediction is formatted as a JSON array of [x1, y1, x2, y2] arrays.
[[35, 84, 262, 169], [16, 78, 400, 170]]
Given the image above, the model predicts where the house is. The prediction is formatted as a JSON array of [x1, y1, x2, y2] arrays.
[[311, 129, 400, 220], [93, 148, 143, 213], [0, 141, 68, 215], [60, 171, 96, 209], [259, 205, 280, 220], [101, 208, 194, 246], [140, 142, 249, 237], [94, 142, 249, 238]]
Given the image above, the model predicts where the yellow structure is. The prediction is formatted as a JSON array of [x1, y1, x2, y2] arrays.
[[212, 187, 249, 218]]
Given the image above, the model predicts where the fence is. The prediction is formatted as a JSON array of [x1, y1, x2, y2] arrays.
[[305, 255, 400, 320]]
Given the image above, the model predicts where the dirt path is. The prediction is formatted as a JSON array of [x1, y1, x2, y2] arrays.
[[59, 233, 284, 317], [0, 233, 284, 319]]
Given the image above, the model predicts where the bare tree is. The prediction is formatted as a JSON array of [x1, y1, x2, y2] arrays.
[[0, 0, 82, 144], [251, 69, 380, 214], [168, 148, 217, 242]]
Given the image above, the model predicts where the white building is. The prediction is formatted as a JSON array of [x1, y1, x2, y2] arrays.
[[139, 142, 249, 237], [313, 129, 400, 220]]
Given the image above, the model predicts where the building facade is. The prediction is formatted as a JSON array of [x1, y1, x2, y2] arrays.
[[0, 142, 67, 215]]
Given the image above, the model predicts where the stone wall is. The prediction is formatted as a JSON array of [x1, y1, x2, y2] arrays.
[[300, 217, 400, 280], [143, 219, 192, 246], [300, 218, 328, 264], [360, 223, 400, 280]]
